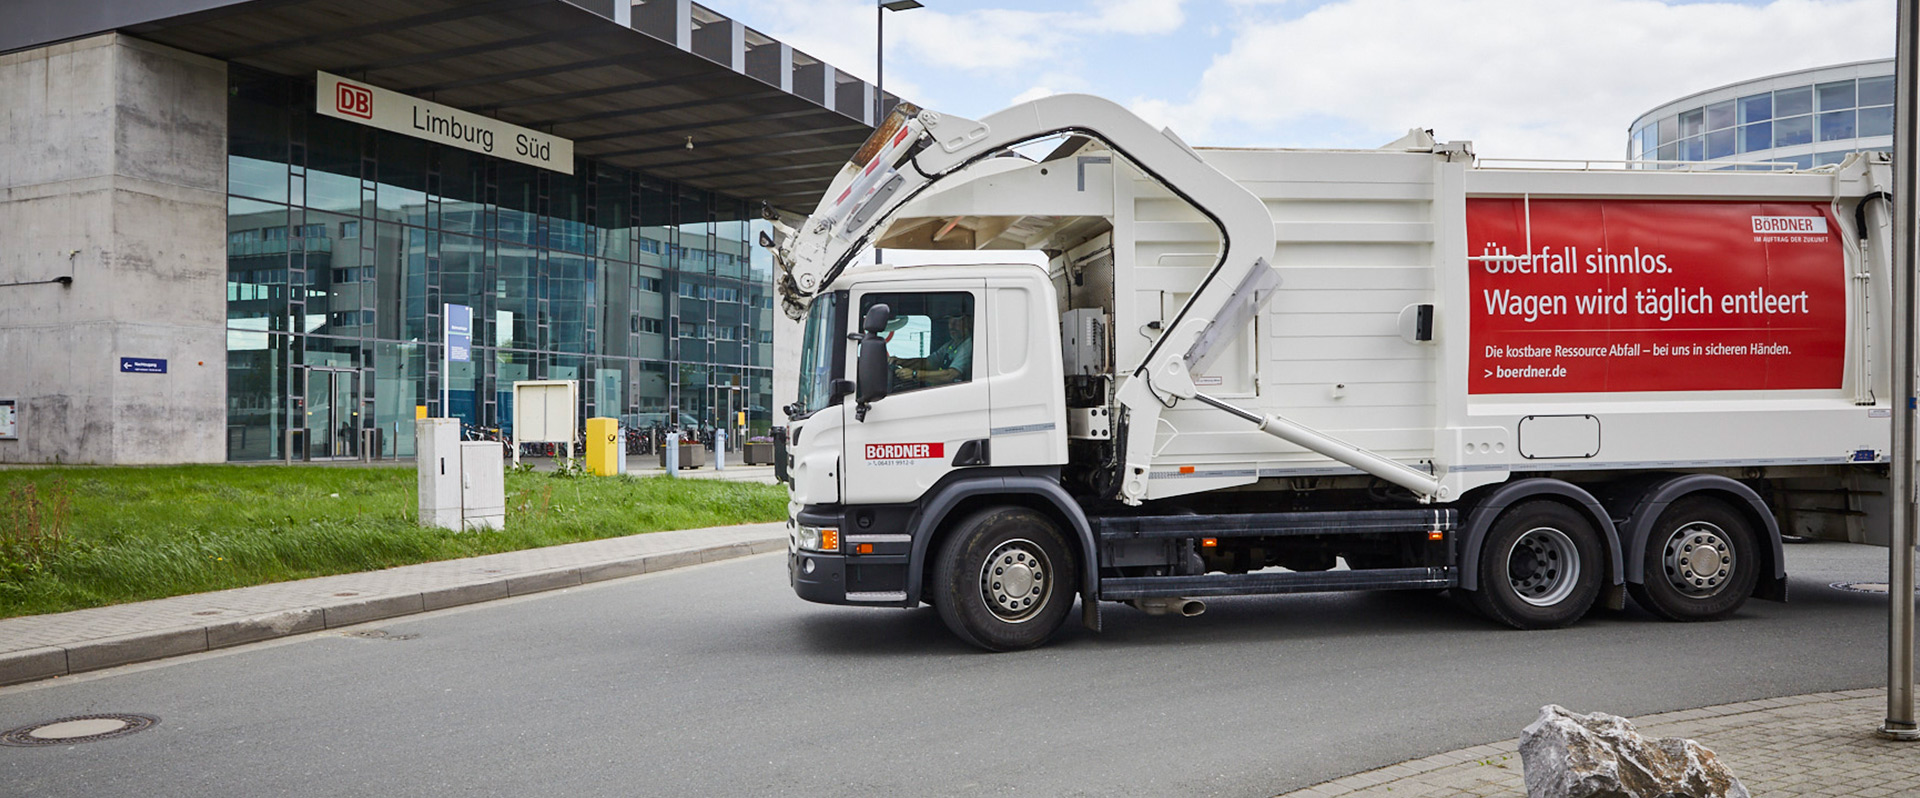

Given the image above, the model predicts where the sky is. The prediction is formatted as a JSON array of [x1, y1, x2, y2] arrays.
[[721, 0, 1894, 161]]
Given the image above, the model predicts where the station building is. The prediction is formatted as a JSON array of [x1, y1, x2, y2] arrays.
[[1629, 59, 1893, 169], [0, 0, 888, 464]]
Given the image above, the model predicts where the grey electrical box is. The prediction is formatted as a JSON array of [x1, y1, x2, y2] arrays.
[[460, 441, 505, 530], [1061, 309, 1109, 376], [418, 418, 462, 529], [417, 418, 505, 531]]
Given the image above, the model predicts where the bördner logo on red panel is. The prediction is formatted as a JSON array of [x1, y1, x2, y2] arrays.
[[336, 82, 373, 119]]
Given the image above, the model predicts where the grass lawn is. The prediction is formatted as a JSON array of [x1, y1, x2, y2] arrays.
[[0, 465, 788, 619]]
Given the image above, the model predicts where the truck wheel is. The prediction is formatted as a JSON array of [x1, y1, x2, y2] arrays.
[[932, 507, 1077, 652], [1468, 501, 1603, 629], [1627, 497, 1758, 622]]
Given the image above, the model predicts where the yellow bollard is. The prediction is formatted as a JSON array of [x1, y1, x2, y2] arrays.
[[585, 417, 620, 476]]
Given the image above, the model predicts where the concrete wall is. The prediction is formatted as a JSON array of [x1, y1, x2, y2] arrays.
[[0, 33, 227, 464]]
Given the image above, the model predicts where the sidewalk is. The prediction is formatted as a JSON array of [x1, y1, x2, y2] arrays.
[[1274, 688, 1918, 798], [0, 522, 788, 687]]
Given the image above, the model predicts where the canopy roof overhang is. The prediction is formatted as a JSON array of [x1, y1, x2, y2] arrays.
[[5, 0, 886, 209]]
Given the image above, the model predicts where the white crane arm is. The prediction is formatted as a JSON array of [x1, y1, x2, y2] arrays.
[[772, 95, 1442, 504]]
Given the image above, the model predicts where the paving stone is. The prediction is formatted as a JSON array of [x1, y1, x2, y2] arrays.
[[1274, 690, 1920, 798]]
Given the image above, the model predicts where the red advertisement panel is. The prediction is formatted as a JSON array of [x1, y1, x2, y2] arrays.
[[1466, 199, 1846, 394]]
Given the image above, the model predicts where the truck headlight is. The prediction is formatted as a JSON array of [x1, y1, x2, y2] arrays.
[[796, 524, 839, 553]]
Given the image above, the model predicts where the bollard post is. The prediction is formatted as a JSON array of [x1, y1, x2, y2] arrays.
[[716, 428, 727, 471], [665, 431, 679, 476]]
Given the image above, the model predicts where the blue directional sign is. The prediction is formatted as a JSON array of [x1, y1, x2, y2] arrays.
[[445, 304, 472, 363], [120, 358, 167, 374]]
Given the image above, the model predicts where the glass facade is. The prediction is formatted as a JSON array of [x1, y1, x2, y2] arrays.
[[1630, 67, 1893, 171], [225, 67, 776, 460]]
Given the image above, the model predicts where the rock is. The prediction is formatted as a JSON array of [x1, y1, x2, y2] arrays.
[[1519, 704, 1748, 798]]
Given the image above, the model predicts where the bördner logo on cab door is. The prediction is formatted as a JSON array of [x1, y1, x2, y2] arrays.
[[1752, 215, 1828, 234], [335, 81, 373, 120], [865, 442, 944, 460]]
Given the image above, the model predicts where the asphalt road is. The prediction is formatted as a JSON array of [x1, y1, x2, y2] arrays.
[[0, 542, 1906, 797]]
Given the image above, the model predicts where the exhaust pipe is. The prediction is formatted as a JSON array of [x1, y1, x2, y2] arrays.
[[1127, 597, 1207, 617]]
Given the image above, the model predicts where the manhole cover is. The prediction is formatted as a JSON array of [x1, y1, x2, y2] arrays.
[[1831, 581, 1920, 594], [1, 714, 159, 747]]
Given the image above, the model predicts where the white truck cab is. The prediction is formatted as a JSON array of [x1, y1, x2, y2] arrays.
[[788, 263, 1075, 615]]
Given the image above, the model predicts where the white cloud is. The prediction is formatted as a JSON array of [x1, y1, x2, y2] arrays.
[[1148, 0, 1893, 159], [1011, 86, 1062, 106], [1010, 71, 1095, 108], [1085, 0, 1188, 34]]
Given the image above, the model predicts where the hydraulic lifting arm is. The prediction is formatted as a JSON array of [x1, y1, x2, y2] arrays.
[[773, 94, 1442, 504]]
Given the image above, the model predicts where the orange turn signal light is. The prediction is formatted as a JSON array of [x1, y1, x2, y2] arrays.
[[1428, 530, 1445, 541], [855, 543, 874, 555], [821, 529, 840, 551], [1178, 466, 1196, 474], [1201, 537, 1218, 548]]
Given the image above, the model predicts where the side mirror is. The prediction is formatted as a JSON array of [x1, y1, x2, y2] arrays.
[[855, 304, 891, 420], [758, 230, 775, 249]]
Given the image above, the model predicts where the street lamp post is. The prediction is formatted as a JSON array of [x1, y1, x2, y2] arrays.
[[875, 0, 923, 264], [876, 1, 923, 122], [1885, 0, 1920, 742]]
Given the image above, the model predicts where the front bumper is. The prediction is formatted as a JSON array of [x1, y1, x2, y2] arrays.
[[787, 504, 916, 607]]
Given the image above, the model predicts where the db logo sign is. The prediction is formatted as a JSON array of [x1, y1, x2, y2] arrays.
[[335, 82, 373, 119]]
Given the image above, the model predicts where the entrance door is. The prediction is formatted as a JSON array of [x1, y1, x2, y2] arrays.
[[303, 368, 360, 459]]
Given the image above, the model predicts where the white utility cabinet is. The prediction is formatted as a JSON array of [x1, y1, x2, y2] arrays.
[[460, 441, 505, 530], [417, 418, 463, 529], [417, 417, 506, 531]]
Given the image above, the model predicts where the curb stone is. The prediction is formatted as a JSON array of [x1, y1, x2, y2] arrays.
[[0, 530, 785, 687]]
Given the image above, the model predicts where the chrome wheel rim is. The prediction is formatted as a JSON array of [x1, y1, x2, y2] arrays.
[[1507, 526, 1579, 607], [1662, 521, 1735, 598], [979, 539, 1051, 623]]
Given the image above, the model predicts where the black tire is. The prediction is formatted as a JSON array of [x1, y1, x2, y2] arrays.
[[931, 506, 1077, 652], [1627, 496, 1759, 622], [1467, 501, 1604, 629]]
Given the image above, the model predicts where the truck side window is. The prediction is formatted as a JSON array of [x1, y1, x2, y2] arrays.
[[861, 292, 974, 393]]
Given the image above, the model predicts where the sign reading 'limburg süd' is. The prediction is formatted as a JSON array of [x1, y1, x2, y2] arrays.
[[316, 71, 573, 174]]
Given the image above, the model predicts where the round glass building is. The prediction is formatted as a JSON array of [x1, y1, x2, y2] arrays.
[[1628, 59, 1893, 170]]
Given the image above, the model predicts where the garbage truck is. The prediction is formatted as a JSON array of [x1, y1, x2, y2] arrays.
[[766, 94, 1897, 651]]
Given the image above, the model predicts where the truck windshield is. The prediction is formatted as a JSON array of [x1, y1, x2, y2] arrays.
[[792, 291, 846, 419]]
